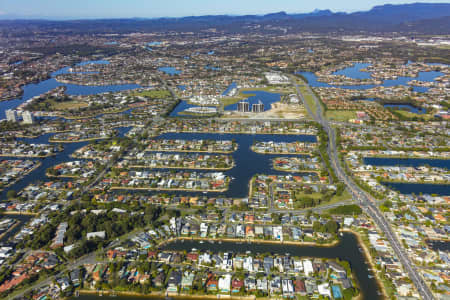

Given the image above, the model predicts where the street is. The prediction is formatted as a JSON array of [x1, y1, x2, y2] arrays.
[[293, 76, 435, 300]]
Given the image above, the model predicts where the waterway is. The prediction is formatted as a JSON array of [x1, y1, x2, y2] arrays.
[[0, 214, 32, 243], [426, 239, 450, 252], [298, 62, 444, 93], [363, 157, 450, 170], [73, 232, 381, 300], [224, 91, 280, 112], [158, 67, 181, 76], [169, 88, 280, 116], [0, 127, 132, 200], [384, 104, 427, 114], [222, 82, 237, 96], [383, 182, 450, 196], [362, 158, 450, 195], [0, 60, 140, 119], [129, 132, 316, 198], [333, 63, 372, 79]]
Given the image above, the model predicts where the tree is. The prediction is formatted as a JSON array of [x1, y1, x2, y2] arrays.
[[7, 190, 17, 199]]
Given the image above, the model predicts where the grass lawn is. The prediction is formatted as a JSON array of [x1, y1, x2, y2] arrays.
[[131, 89, 172, 99], [50, 100, 89, 110], [292, 189, 352, 210], [241, 85, 295, 94], [394, 109, 435, 121], [332, 189, 352, 202], [298, 85, 319, 116], [326, 110, 357, 122]]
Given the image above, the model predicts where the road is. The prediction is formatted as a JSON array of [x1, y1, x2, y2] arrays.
[[292, 77, 435, 300]]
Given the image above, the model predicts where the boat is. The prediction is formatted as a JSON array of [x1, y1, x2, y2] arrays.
[[368, 275, 374, 278], [358, 247, 363, 253], [199, 240, 204, 244], [218, 241, 222, 244], [192, 248, 197, 252]]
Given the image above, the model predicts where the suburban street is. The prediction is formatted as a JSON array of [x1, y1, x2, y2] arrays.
[[294, 77, 435, 300]]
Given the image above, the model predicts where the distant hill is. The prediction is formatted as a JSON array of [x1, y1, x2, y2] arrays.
[[1, 3, 449, 35]]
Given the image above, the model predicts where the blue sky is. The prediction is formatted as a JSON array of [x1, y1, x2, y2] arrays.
[[0, 0, 448, 19]]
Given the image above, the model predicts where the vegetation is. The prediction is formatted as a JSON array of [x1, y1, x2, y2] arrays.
[[328, 204, 362, 215], [325, 110, 357, 122], [19, 204, 163, 257], [131, 89, 172, 99]]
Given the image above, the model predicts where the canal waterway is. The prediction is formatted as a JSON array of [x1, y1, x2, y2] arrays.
[[361, 158, 449, 196], [160, 232, 381, 300], [135, 132, 316, 198], [0, 60, 140, 119], [426, 239, 450, 252], [363, 157, 450, 170], [224, 90, 280, 112], [383, 182, 450, 196], [0, 127, 131, 200], [0, 214, 32, 243], [298, 62, 445, 93], [158, 67, 182, 76], [73, 232, 381, 300]]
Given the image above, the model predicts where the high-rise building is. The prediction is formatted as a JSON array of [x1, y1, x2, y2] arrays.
[[237, 101, 250, 112], [5, 109, 17, 122], [22, 111, 34, 124], [252, 100, 264, 113]]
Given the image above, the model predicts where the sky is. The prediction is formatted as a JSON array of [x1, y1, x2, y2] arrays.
[[0, 0, 449, 19]]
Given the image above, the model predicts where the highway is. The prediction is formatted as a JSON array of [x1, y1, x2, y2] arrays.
[[292, 77, 435, 300]]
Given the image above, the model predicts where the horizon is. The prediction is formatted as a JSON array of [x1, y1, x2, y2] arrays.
[[0, 0, 449, 20]]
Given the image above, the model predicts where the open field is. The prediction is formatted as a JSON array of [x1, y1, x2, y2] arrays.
[[325, 110, 357, 122], [298, 85, 319, 116], [51, 100, 89, 110], [131, 89, 172, 99]]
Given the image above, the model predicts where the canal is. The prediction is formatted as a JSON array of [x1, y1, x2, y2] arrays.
[[73, 232, 382, 300]]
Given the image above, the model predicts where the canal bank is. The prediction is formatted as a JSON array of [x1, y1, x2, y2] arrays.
[[159, 232, 382, 300], [72, 232, 382, 300]]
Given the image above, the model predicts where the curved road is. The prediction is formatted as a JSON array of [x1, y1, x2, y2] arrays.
[[292, 77, 434, 300]]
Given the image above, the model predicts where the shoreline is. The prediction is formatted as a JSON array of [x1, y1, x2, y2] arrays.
[[49, 137, 111, 143], [342, 229, 388, 300], [126, 165, 234, 171], [78, 289, 256, 300], [0, 220, 20, 241], [0, 161, 42, 189], [363, 155, 450, 160], [157, 235, 340, 248], [0, 154, 55, 158], [145, 149, 237, 154], [110, 187, 228, 193], [173, 130, 317, 137], [251, 149, 314, 156], [380, 179, 450, 185], [1, 211, 38, 216], [273, 167, 320, 174]]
